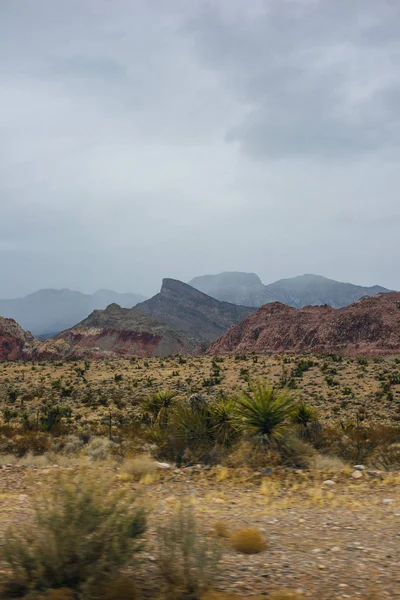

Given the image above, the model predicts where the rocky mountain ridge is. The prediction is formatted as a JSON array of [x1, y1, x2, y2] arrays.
[[208, 292, 400, 357], [135, 278, 255, 345]]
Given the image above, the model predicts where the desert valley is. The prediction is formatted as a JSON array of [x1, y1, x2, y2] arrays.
[[0, 273, 399, 600]]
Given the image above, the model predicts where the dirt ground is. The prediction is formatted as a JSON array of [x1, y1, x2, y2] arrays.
[[0, 464, 399, 600]]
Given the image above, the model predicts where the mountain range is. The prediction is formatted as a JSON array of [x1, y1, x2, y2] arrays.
[[0, 289, 146, 338], [208, 292, 400, 357], [1, 279, 400, 360], [29, 279, 255, 359], [189, 272, 392, 309]]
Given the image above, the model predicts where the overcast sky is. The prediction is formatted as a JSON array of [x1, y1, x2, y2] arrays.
[[1, 0, 399, 298]]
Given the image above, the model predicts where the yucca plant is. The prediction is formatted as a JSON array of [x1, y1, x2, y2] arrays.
[[144, 390, 176, 428], [209, 399, 239, 446], [236, 380, 295, 446], [290, 402, 319, 426], [291, 402, 321, 442]]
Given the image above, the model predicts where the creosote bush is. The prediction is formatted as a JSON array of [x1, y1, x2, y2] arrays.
[[2, 470, 146, 598], [230, 528, 267, 555], [157, 502, 221, 599]]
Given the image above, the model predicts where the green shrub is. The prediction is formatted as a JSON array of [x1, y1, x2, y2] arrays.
[[157, 502, 221, 599], [2, 470, 146, 596]]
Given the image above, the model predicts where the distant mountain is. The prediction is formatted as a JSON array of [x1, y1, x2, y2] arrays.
[[0, 289, 146, 338], [208, 292, 400, 357], [189, 272, 271, 307], [189, 272, 393, 309], [135, 278, 255, 346]]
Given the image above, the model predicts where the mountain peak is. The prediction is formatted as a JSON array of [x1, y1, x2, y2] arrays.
[[161, 278, 192, 294]]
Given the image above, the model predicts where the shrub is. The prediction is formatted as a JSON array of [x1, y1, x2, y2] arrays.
[[230, 528, 267, 554], [370, 443, 400, 471], [213, 521, 231, 539], [2, 470, 146, 596], [121, 455, 156, 477], [86, 437, 115, 461], [157, 502, 221, 599], [275, 434, 315, 468], [236, 381, 295, 445]]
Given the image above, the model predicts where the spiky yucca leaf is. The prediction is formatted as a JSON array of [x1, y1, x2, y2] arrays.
[[236, 380, 295, 444]]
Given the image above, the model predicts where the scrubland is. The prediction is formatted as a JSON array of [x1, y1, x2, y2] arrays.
[[0, 354, 399, 599]]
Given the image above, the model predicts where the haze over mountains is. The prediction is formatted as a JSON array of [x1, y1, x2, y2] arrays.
[[0, 289, 146, 338], [0, 273, 394, 345], [189, 272, 392, 309]]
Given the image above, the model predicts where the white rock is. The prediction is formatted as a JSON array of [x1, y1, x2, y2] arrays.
[[353, 465, 365, 471], [322, 479, 336, 486], [351, 470, 363, 479], [155, 462, 171, 469]]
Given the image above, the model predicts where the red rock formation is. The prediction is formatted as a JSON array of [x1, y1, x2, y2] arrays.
[[0, 317, 37, 360], [207, 293, 400, 357]]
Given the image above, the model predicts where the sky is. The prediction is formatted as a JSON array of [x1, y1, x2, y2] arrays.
[[1, 0, 399, 298]]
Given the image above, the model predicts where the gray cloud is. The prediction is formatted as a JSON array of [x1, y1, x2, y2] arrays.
[[0, 0, 399, 298], [184, 0, 400, 158]]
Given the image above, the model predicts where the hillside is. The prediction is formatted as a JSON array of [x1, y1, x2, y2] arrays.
[[0, 289, 146, 338], [40, 303, 189, 359], [189, 272, 392, 309], [135, 278, 255, 344], [208, 292, 400, 356]]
